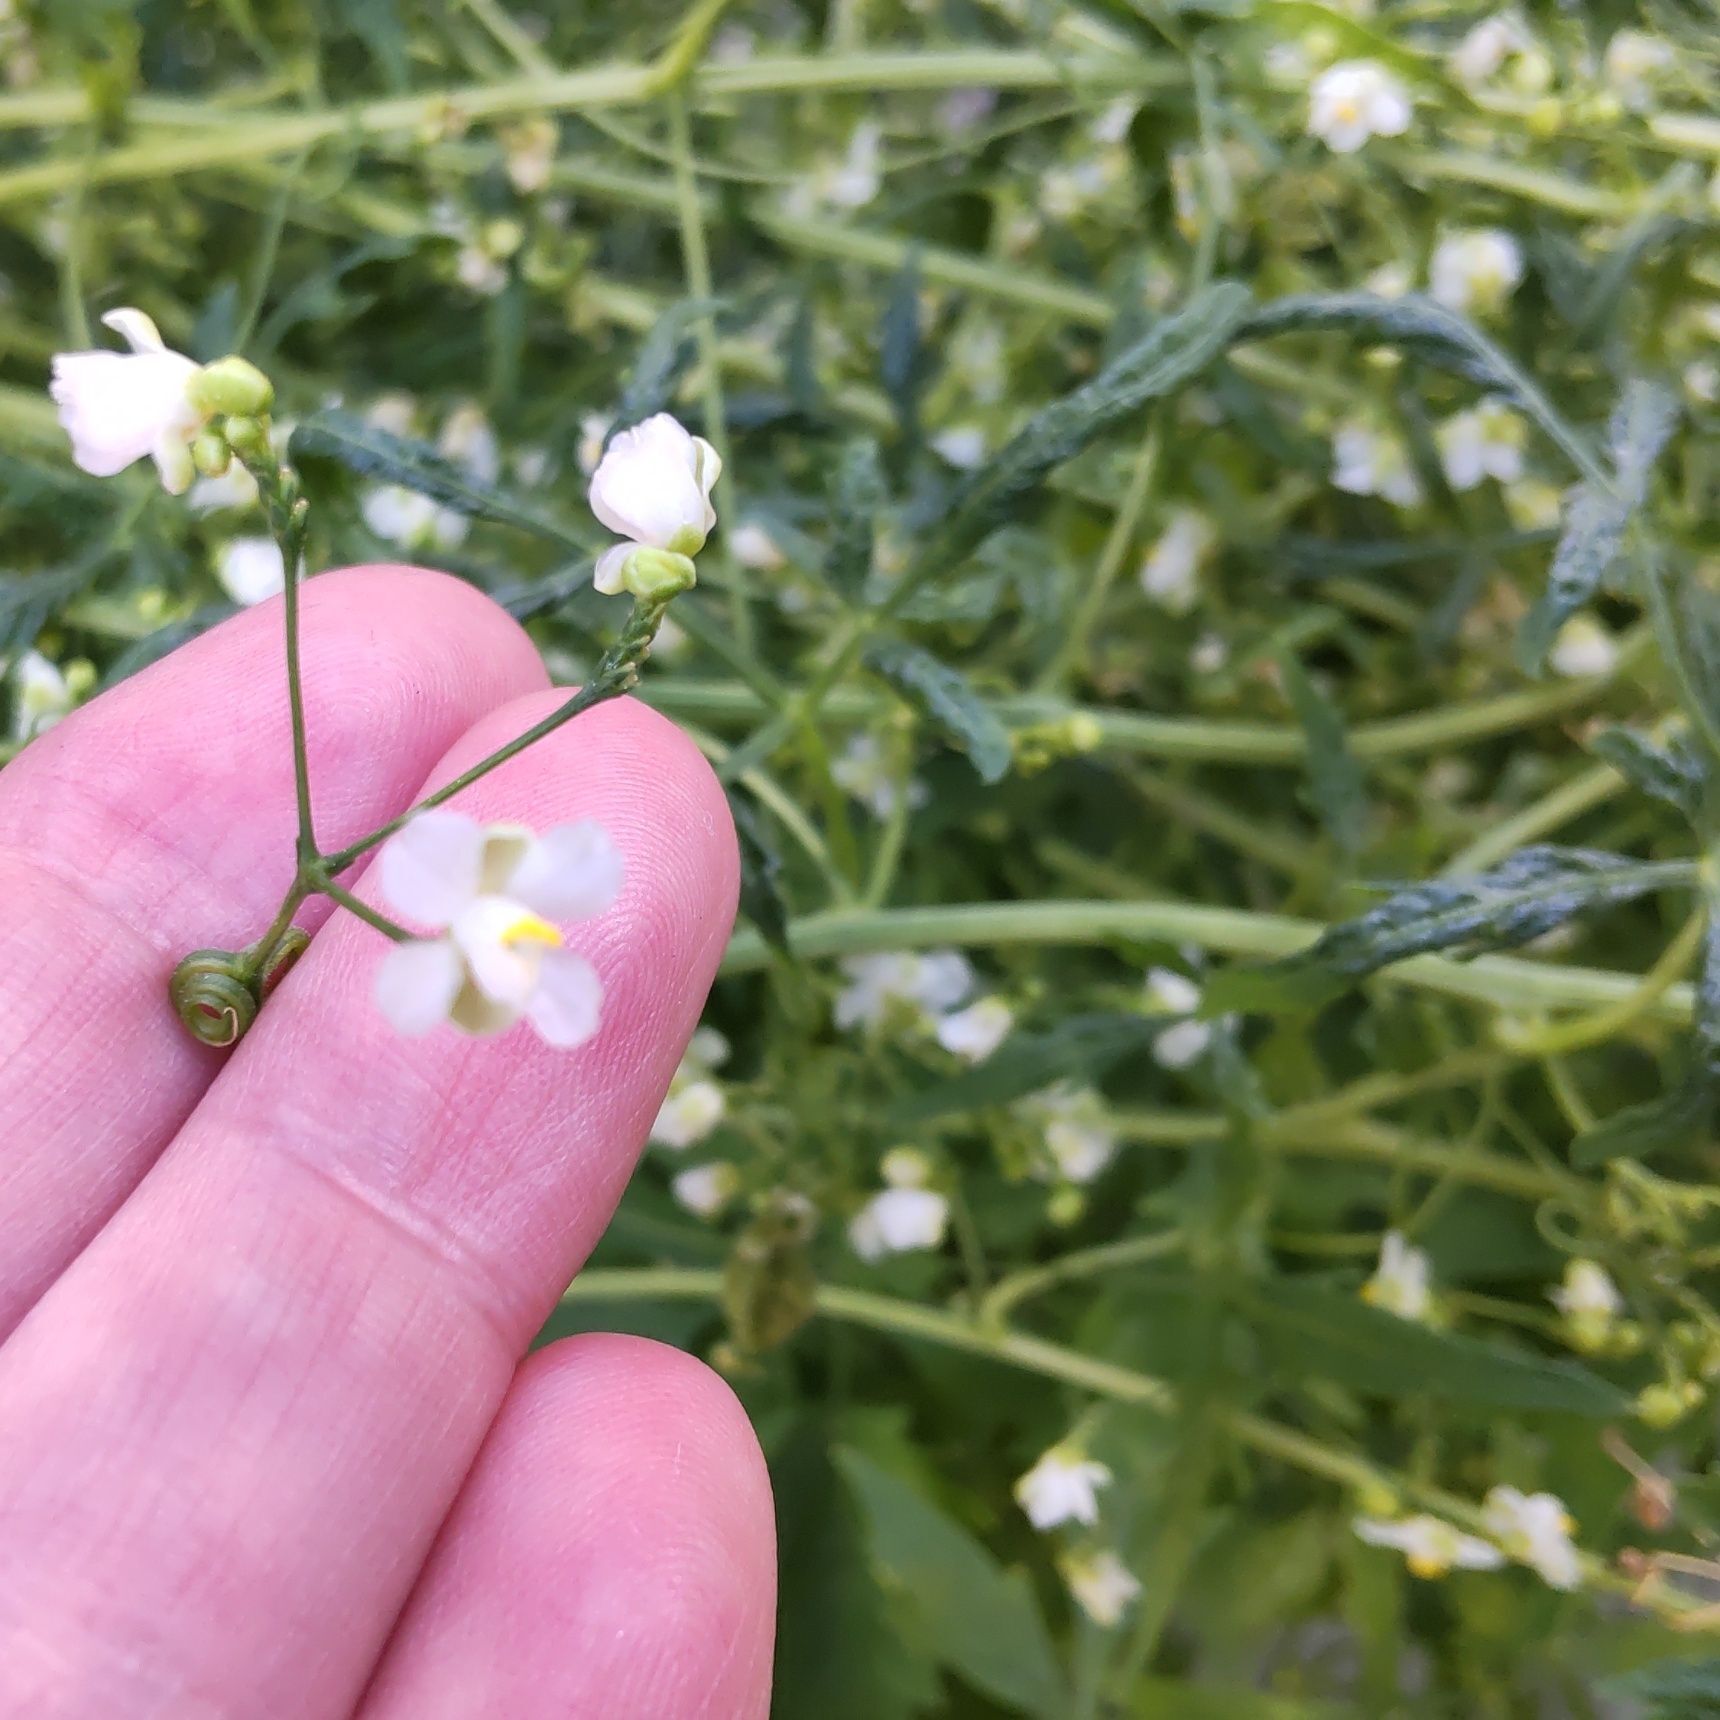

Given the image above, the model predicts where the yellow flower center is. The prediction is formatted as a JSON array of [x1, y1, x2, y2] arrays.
[[500, 909, 563, 950], [1406, 1551, 1450, 1580]]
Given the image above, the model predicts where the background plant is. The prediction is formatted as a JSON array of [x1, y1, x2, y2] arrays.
[[3, 0, 1720, 1714]]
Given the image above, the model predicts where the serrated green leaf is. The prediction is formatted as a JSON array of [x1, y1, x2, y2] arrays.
[[290, 412, 582, 550], [610, 296, 722, 437], [887, 1012, 1161, 1123], [1241, 1279, 1628, 1415], [1238, 292, 1601, 484], [1208, 847, 1694, 1013], [836, 1447, 1067, 1718], [824, 437, 883, 597], [1589, 727, 1706, 823], [1517, 381, 1680, 672], [1280, 653, 1367, 860], [919, 282, 1252, 575], [726, 784, 791, 953], [865, 639, 1011, 783]]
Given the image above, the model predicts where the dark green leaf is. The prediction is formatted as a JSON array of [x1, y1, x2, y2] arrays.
[[1572, 1074, 1712, 1168], [610, 296, 722, 437], [824, 438, 883, 597], [836, 1447, 1066, 1718], [1589, 726, 1706, 823], [1238, 292, 1601, 484], [1279, 653, 1367, 860], [729, 784, 791, 953], [1208, 846, 1693, 1012], [865, 639, 1012, 784], [1517, 381, 1681, 672], [1603, 1655, 1720, 1718], [1242, 1279, 1628, 1415], [920, 282, 1252, 574], [784, 292, 822, 416], [888, 1012, 1162, 1123], [0, 561, 103, 659], [878, 248, 925, 443], [290, 412, 582, 550]]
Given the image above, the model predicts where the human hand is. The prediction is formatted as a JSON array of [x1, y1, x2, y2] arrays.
[[0, 566, 776, 1717]]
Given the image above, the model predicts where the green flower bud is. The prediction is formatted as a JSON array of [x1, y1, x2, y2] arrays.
[[623, 546, 699, 603], [186, 355, 275, 419], [191, 430, 232, 478], [1636, 1382, 1691, 1429]]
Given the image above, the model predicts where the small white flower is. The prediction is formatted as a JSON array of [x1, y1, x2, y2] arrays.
[[826, 121, 884, 209], [438, 402, 501, 485], [848, 1185, 949, 1260], [931, 426, 988, 470], [1145, 967, 1213, 1069], [373, 809, 621, 1046], [1088, 97, 1139, 146], [455, 243, 508, 297], [835, 949, 974, 1032], [1437, 399, 1527, 490], [1362, 1230, 1434, 1322], [50, 307, 206, 493], [1548, 616, 1619, 679], [1015, 1444, 1113, 1530], [1354, 1514, 1505, 1579], [832, 733, 929, 822], [935, 996, 1015, 1063], [1022, 1084, 1117, 1185], [589, 412, 721, 594], [1550, 1258, 1623, 1352], [1365, 261, 1413, 300], [361, 484, 468, 552], [1139, 509, 1215, 615], [950, 319, 1007, 405], [1307, 61, 1413, 154], [1332, 424, 1421, 507], [577, 412, 612, 475], [189, 460, 261, 514], [672, 1160, 740, 1219], [1190, 632, 1229, 675], [1603, 30, 1674, 111], [215, 536, 286, 606], [651, 1079, 727, 1150], [1430, 229, 1524, 316], [1451, 13, 1535, 87], [365, 391, 419, 437], [728, 520, 786, 571], [881, 1146, 934, 1189], [1060, 1550, 1141, 1626], [7, 648, 72, 740], [1484, 1487, 1582, 1590], [501, 117, 558, 194]]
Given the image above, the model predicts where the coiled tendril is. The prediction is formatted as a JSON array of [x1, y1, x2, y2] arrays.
[[169, 929, 310, 1048]]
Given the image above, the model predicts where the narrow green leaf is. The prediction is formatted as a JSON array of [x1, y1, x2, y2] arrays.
[[290, 412, 582, 550], [728, 784, 792, 953], [1208, 846, 1694, 1013], [1242, 1279, 1627, 1415], [836, 1447, 1067, 1719], [610, 296, 721, 436], [865, 639, 1012, 783], [887, 1012, 1161, 1123], [1279, 653, 1367, 860], [1517, 380, 1681, 672], [920, 282, 1253, 574], [824, 438, 883, 597], [878, 248, 925, 443], [1571, 1074, 1711, 1168], [1589, 727, 1706, 823]]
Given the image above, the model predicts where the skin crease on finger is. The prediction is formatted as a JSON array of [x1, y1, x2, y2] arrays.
[[0, 691, 743, 1716], [0, 565, 550, 1339], [359, 1337, 776, 1720]]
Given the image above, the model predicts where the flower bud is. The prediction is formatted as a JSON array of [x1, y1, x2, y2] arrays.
[[622, 546, 698, 603], [186, 355, 275, 419], [1636, 1382, 1692, 1429], [191, 430, 232, 478]]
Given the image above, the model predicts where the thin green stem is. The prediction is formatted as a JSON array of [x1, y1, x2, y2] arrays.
[[981, 1230, 1184, 1325], [1442, 761, 1627, 877], [316, 878, 412, 943]]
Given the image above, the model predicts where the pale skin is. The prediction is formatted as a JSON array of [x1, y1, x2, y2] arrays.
[[0, 564, 777, 1716]]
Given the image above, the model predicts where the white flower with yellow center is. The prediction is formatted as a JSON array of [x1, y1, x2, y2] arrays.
[[1361, 1230, 1434, 1322], [1332, 424, 1421, 507], [1022, 1084, 1118, 1185], [215, 536, 286, 607], [588, 412, 721, 597], [1015, 1444, 1113, 1530], [50, 308, 208, 494], [935, 996, 1015, 1063], [672, 1161, 740, 1220], [1603, 30, 1674, 111], [1484, 1486, 1581, 1590], [1354, 1514, 1505, 1579], [848, 1185, 949, 1261], [1548, 617, 1619, 680], [651, 1026, 731, 1150], [374, 809, 621, 1046], [1550, 1258, 1623, 1352], [836, 950, 971, 1032], [1438, 399, 1527, 490], [1059, 1550, 1141, 1626], [8, 648, 73, 741], [1430, 229, 1524, 316], [1365, 261, 1413, 300], [1307, 61, 1412, 154], [1451, 13, 1536, 87], [1139, 509, 1215, 615]]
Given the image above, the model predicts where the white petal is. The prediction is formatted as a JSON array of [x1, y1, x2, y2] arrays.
[[216, 537, 286, 606], [50, 349, 200, 478], [588, 413, 711, 547], [100, 307, 169, 353], [506, 820, 624, 921], [527, 947, 604, 1048], [378, 810, 486, 929], [375, 938, 464, 1036], [453, 896, 546, 1009], [594, 542, 633, 594]]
